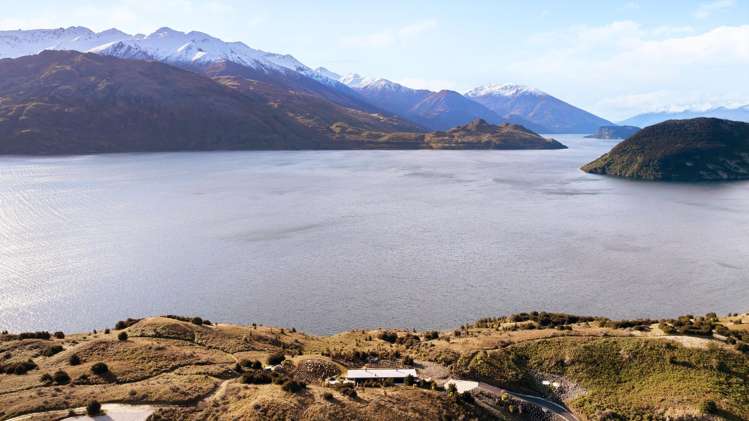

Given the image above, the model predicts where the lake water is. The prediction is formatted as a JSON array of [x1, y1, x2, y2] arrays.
[[1, 135, 748, 334]]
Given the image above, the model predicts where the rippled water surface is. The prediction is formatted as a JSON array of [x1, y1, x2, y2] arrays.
[[1, 135, 748, 334]]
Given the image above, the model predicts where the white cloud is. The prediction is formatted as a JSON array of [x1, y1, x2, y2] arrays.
[[694, 0, 735, 19], [506, 23, 749, 119], [340, 19, 437, 48]]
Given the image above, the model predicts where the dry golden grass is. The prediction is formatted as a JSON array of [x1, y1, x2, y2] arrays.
[[2, 314, 747, 420]]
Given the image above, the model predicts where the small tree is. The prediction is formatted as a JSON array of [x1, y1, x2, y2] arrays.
[[378, 331, 398, 343], [447, 383, 458, 397], [86, 400, 102, 416], [267, 352, 285, 366], [191, 317, 203, 325], [69, 354, 81, 366], [118, 331, 128, 341], [281, 380, 307, 393], [701, 400, 718, 414], [459, 391, 475, 403], [53, 370, 71, 385], [53, 331, 65, 339], [404, 374, 415, 386], [91, 362, 109, 375]]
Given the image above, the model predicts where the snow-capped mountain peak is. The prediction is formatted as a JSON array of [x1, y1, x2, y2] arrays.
[[338, 74, 416, 92], [339, 73, 376, 88], [465, 83, 546, 98], [314, 67, 341, 81], [0, 26, 311, 74]]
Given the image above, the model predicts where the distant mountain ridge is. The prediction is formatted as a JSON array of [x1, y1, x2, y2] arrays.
[[619, 105, 749, 128], [0, 26, 612, 138], [0, 26, 378, 116], [0, 52, 567, 154], [465, 83, 612, 133], [339, 74, 548, 132]]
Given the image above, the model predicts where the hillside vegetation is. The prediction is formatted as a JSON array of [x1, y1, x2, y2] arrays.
[[0, 312, 747, 420], [582, 118, 749, 181]]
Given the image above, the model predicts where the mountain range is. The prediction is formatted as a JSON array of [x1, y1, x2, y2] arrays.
[[337, 75, 610, 132], [0, 25, 615, 153], [619, 105, 749, 127]]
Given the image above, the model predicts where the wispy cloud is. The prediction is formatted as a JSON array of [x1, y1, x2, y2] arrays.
[[508, 23, 749, 119], [694, 0, 735, 19], [340, 19, 437, 48]]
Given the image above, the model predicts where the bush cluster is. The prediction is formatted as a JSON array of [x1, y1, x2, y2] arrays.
[[266, 353, 285, 366], [281, 380, 307, 393], [378, 331, 398, 343], [161, 315, 212, 325], [114, 318, 141, 330], [42, 345, 64, 357], [240, 369, 272, 384], [0, 359, 37, 375]]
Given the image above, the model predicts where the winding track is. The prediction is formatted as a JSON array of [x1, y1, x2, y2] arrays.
[[476, 382, 580, 421]]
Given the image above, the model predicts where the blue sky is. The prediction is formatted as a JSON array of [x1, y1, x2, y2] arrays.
[[2, 0, 748, 120]]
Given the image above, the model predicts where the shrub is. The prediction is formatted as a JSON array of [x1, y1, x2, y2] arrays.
[[424, 331, 439, 340], [91, 362, 109, 375], [69, 354, 81, 366], [240, 370, 272, 384], [190, 317, 203, 325], [203, 320, 212, 325], [53, 331, 65, 339], [86, 400, 102, 416], [2, 359, 37, 375], [404, 374, 415, 386], [281, 380, 307, 393], [18, 331, 51, 340], [114, 318, 141, 330], [459, 391, 475, 403], [402, 355, 414, 366], [267, 352, 285, 366], [736, 342, 749, 353], [447, 383, 458, 396], [53, 370, 71, 385], [42, 345, 64, 357], [340, 386, 357, 399], [118, 331, 128, 341], [323, 391, 334, 401], [700, 400, 718, 414], [378, 331, 398, 343], [40, 373, 53, 384]]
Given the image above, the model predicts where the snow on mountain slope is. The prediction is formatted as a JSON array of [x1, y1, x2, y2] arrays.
[[0, 26, 310, 74], [314, 67, 341, 81], [339, 73, 378, 89], [465, 83, 545, 97], [0, 27, 130, 58], [466, 83, 611, 133]]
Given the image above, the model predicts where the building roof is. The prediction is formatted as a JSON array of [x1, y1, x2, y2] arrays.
[[345, 368, 417, 380], [445, 379, 479, 393]]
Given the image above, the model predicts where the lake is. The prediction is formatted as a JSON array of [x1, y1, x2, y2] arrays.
[[1, 135, 748, 334]]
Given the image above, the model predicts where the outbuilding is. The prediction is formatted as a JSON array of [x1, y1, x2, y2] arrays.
[[345, 368, 418, 384]]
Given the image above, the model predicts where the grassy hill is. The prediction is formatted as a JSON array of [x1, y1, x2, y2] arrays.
[[0, 312, 747, 420]]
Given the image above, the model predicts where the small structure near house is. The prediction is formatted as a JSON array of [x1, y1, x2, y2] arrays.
[[444, 379, 479, 394], [345, 368, 418, 384]]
